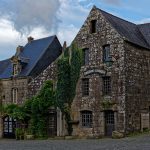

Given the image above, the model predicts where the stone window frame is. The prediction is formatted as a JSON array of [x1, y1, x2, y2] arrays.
[[83, 48, 89, 65], [90, 20, 97, 33], [13, 64, 18, 76], [12, 88, 18, 104], [102, 76, 111, 96], [82, 78, 89, 97], [80, 110, 92, 128], [102, 44, 112, 63]]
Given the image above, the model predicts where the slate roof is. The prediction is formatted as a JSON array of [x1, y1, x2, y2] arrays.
[[0, 35, 62, 79], [0, 59, 11, 76], [138, 23, 150, 45], [97, 8, 150, 49]]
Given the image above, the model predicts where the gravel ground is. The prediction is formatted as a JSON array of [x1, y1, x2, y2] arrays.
[[0, 134, 150, 150]]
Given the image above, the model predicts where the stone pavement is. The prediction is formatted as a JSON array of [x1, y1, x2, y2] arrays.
[[0, 134, 150, 150]]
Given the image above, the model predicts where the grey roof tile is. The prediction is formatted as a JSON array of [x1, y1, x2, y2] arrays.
[[0, 35, 62, 79], [97, 8, 150, 49]]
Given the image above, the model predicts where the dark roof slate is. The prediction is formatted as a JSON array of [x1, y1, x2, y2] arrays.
[[97, 8, 150, 49], [138, 23, 150, 45], [0, 35, 62, 79], [0, 59, 11, 78]]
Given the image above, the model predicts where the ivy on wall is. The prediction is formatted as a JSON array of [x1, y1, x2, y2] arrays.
[[3, 80, 56, 138], [56, 43, 83, 135], [1, 43, 83, 137]]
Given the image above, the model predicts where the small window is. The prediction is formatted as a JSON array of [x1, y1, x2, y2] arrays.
[[13, 64, 18, 76], [81, 110, 92, 128], [103, 76, 111, 95], [90, 20, 97, 33], [12, 88, 18, 104], [82, 78, 89, 96], [103, 45, 112, 62], [83, 48, 89, 65]]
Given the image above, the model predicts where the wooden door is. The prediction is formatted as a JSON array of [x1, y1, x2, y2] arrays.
[[105, 111, 115, 136], [47, 111, 57, 137]]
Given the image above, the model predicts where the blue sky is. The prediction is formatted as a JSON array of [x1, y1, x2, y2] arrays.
[[0, 0, 149, 60]]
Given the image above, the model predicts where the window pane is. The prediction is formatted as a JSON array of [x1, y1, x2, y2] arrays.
[[81, 111, 92, 128], [82, 78, 89, 96], [83, 48, 89, 65], [103, 77, 111, 95], [103, 45, 111, 62]]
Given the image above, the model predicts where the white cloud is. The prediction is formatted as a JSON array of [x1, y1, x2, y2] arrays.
[[0, 0, 61, 35], [57, 24, 79, 46], [0, 0, 90, 60], [136, 18, 150, 24]]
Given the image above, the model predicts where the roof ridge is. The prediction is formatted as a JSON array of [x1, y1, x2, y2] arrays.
[[95, 6, 150, 49], [97, 7, 136, 26], [31, 35, 56, 43]]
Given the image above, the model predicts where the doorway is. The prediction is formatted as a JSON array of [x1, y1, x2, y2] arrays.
[[105, 110, 115, 136], [3, 116, 16, 138], [47, 110, 57, 137]]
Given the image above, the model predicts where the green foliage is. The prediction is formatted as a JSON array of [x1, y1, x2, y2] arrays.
[[15, 128, 24, 140], [70, 43, 83, 103], [29, 80, 55, 137], [2, 43, 83, 137], [4, 80, 56, 138], [5, 104, 26, 121], [56, 57, 71, 109], [56, 43, 83, 135], [102, 100, 113, 109]]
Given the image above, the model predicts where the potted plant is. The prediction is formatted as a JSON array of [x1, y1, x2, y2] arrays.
[[25, 129, 34, 140], [15, 128, 24, 140]]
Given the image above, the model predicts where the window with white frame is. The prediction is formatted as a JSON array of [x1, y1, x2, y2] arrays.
[[81, 110, 92, 128], [12, 88, 18, 104]]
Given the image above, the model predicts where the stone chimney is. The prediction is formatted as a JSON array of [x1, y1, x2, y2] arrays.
[[62, 41, 67, 52], [16, 45, 24, 55], [27, 36, 34, 43]]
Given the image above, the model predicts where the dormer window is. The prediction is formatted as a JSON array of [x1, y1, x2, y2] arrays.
[[13, 64, 18, 76], [90, 20, 97, 33]]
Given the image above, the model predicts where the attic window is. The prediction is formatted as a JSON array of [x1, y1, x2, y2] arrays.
[[90, 20, 97, 33]]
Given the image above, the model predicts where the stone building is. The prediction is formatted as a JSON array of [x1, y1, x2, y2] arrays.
[[0, 5, 150, 139], [71, 6, 150, 137], [0, 35, 63, 138]]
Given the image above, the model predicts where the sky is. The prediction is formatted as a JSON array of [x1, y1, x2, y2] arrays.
[[0, 0, 149, 60]]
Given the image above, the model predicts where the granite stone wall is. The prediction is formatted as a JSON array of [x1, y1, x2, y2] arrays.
[[1, 77, 28, 105], [124, 42, 150, 132], [71, 7, 126, 137], [28, 62, 57, 98]]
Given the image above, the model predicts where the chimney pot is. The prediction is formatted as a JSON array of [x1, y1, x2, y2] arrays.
[[28, 36, 34, 43], [16, 45, 24, 55], [62, 41, 67, 51]]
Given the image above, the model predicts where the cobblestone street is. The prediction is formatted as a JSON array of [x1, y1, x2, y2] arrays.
[[0, 134, 150, 150]]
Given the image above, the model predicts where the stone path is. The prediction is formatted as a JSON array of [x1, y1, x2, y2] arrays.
[[0, 134, 150, 150]]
